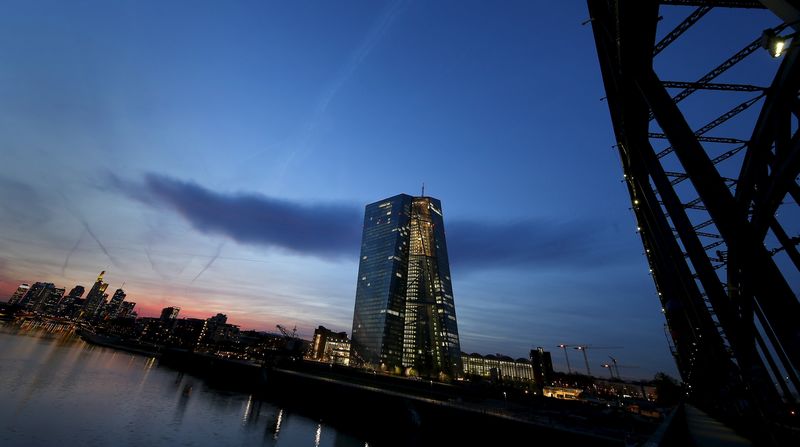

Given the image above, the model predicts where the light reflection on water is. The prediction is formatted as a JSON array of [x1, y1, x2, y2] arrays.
[[0, 324, 367, 447]]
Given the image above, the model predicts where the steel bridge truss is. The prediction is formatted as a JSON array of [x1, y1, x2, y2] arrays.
[[588, 0, 799, 442]]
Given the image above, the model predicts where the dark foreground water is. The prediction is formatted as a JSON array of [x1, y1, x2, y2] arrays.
[[0, 323, 367, 447]]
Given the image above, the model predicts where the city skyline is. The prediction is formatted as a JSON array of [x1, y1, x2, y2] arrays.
[[0, 1, 789, 380]]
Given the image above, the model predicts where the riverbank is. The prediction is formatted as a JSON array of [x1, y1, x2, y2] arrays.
[[12, 321, 657, 445], [157, 349, 654, 445], [78, 330, 162, 358]]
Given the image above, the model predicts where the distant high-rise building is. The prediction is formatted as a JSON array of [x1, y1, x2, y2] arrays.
[[83, 271, 109, 319], [530, 347, 554, 385], [104, 288, 126, 319], [68, 285, 85, 298], [40, 287, 65, 314], [58, 286, 86, 317], [18, 282, 56, 312], [119, 301, 136, 318], [350, 193, 462, 378], [8, 283, 30, 305], [57, 295, 76, 316], [160, 306, 180, 322]]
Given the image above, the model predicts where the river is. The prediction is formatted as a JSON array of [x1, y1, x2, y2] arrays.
[[0, 323, 369, 447]]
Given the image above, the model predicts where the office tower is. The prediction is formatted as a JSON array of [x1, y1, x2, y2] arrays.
[[68, 285, 85, 298], [57, 285, 86, 316], [83, 271, 109, 319], [160, 306, 180, 322], [18, 282, 55, 311], [40, 287, 65, 314], [8, 283, 30, 305], [350, 193, 462, 378], [105, 288, 126, 319], [57, 295, 76, 316], [119, 301, 136, 318], [530, 347, 554, 385]]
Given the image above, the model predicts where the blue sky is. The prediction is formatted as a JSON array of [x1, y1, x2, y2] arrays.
[[0, 1, 789, 380]]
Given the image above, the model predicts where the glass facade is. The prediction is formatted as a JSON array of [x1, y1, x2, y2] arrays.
[[83, 271, 109, 319], [350, 194, 462, 378], [462, 354, 536, 383]]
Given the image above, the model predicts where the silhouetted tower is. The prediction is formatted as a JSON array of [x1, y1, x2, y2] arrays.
[[105, 288, 127, 319], [83, 271, 109, 319], [68, 285, 85, 298]]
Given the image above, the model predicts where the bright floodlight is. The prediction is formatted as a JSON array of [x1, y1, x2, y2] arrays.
[[762, 29, 787, 58], [773, 40, 785, 57]]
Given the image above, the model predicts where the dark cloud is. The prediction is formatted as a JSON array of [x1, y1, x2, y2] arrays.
[[446, 219, 599, 271], [111, 173, 604, 269], [111, 173, 363, 259]]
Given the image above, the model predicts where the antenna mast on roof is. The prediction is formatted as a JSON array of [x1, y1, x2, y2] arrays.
[[421, 182, 425, 197]]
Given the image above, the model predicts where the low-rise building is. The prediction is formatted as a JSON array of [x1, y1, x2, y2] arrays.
[[543, 386, 583, 400], [461, 353, 536, 383], [308, 326, 350, 365]]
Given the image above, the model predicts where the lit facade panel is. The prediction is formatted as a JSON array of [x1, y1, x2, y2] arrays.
[[461, 354, 536, 383]]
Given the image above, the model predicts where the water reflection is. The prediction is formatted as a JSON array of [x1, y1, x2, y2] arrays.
[[0, 324, 368, 447], [269, 408, 285, 440]]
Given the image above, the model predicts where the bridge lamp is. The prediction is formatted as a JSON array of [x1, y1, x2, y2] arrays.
[[762, 29, 792, 58]]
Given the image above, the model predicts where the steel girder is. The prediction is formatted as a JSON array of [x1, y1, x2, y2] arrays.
[[588, 0, 800, 442]]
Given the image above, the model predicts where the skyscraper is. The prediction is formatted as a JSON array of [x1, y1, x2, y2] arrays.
[[119, 301, 136, 318], [7, 283, 30, 305], [68, 285, 85, 298], [104, 288, 127, 319], [83, 271, 109, 319], [18, 282, 55, 311], [350, 193, 462, 379], [530, 347, 554, 385], [39, 287, 65, 314]]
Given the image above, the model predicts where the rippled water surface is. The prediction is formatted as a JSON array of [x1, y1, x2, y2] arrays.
[[0, 324, 367, 447]]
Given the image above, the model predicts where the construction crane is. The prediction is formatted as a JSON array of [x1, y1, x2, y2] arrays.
[[276, 324, 297, 339], [573, 345, 623, 376], [608, 355, 621, 378], [601, 355, 638, 380], [276, 324, 302, 359], [557, 344, 573, 374], [601, 362, 616, 379]]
